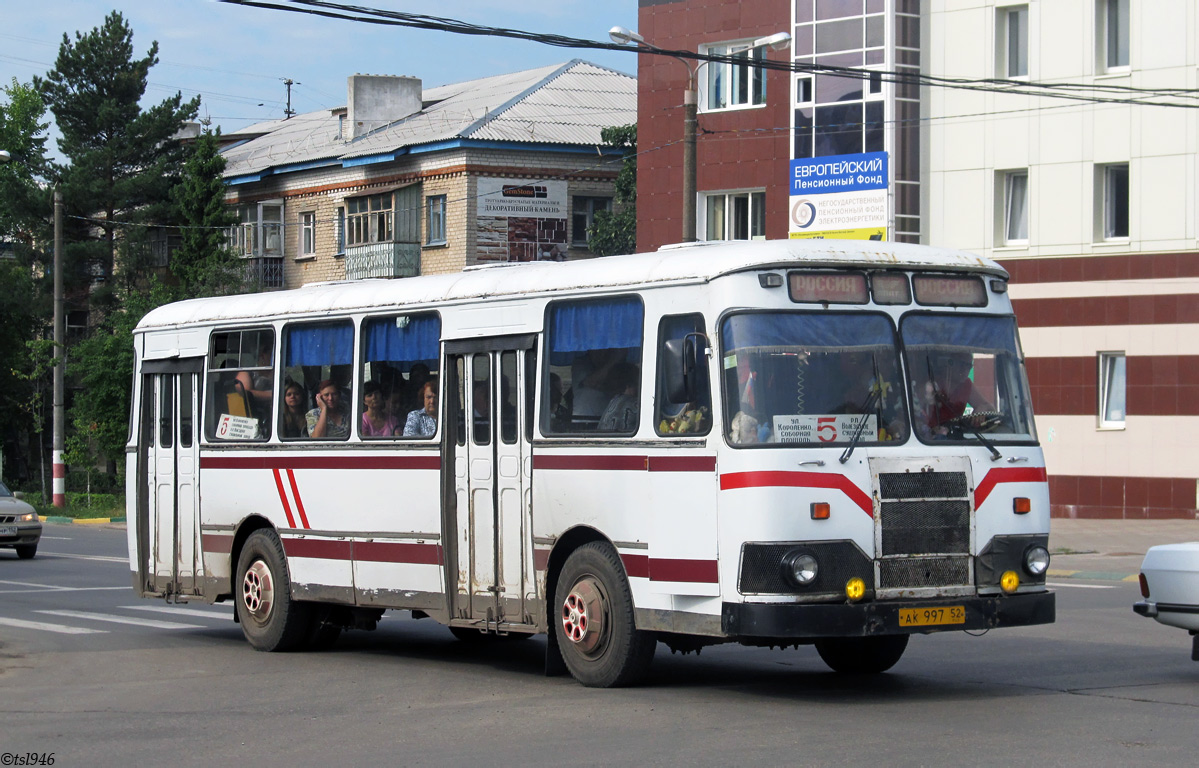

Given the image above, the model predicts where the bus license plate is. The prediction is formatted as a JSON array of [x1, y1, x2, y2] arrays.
[[899, 606, 966, 627]]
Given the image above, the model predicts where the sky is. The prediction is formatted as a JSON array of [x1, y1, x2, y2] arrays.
[[0, 0, 639, 149]]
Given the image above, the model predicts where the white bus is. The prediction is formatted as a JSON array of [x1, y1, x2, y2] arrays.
[[127, 239, 1054, 687]]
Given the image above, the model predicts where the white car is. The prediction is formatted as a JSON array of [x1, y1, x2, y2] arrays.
[[0, 480, 41, 559], [1134, 542, 1199, 661]]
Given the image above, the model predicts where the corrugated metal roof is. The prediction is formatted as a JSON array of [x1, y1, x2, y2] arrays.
[[223, 60, 635, 178]]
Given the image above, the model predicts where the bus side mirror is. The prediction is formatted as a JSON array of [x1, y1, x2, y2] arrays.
[[663, 334, 706, 403]]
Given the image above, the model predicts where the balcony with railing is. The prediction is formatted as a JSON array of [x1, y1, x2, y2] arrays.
[[345, 241, 420, 280], [244, 256, 285, 289]]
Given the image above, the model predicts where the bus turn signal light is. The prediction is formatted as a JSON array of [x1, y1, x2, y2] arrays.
[[811, 502, 830, 520], [845, 577, 865, 602], [1000, 570, 1020, 593], [1013, 497, 1031, 514]]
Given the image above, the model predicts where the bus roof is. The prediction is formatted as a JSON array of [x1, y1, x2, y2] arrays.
[[136, 239, 1007, 331]]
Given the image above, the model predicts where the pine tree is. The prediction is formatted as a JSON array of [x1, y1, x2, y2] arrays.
[[172, 128, 243, 297], [35, 11, 200, 299]]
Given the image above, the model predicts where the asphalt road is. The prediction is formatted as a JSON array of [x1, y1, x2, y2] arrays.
[[2, 524, 1197, 767]]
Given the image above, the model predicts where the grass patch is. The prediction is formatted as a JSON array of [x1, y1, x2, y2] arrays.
[[29, 492, 125, 520]]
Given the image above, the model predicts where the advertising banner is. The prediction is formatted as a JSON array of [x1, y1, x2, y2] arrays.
[[788, 152, 888, 241], [477, 179, 569, 262]]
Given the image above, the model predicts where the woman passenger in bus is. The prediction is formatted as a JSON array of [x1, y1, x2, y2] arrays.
[[597, 362, 639, 432], [361, 381, 398, 437], [403, 380, 438, 437], [307, 379, 351, 439], [280, 380, 309, 439]]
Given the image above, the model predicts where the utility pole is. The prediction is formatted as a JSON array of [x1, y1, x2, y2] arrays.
[[53, 187, 65, 508], [283, 78, 299, 119]]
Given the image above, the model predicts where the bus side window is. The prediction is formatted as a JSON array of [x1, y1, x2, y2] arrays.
[[543, 296, 644, 436], [361, 313, 441, 440], [205, 328, 275, 442], [282, 321, 354, 441], [655, 314, 712, 436]]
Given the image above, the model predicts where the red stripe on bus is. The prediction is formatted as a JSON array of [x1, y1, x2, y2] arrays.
[[535, 455, 648, 471], [201, 455, 441, 470], [201, 533, 233, 555], [620, 553, 650, 578], [353, 541, 443, 565], [974, 467, 1048, 508], [286, 469, 311, 529], [647, 455, 717, 472], [271, 468, 297, 528], [719, 471, 874, 518], [281, 537, 352, 560], [650, 557, 720, 584]]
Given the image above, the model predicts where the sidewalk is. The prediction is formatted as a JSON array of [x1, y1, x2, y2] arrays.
[[1048, 518, 1199, 582]]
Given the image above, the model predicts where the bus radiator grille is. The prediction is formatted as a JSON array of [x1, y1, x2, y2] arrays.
[[879, 556, 971, 589], [879, 500, 970, 556], [878, 471, 968, 500]]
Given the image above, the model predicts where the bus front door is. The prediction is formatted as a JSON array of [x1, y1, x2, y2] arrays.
[[444, 336, 537, 631], [136, 367, 203, 599]]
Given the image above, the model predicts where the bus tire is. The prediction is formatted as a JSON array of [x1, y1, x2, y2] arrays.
[[235, 529, 312, 652], [553, 542, 655, 688], [815, 634, 909, 674]]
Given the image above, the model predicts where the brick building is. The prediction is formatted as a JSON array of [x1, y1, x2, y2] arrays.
[[221, 60, 634, 289], [632, 0, 1197, 519]]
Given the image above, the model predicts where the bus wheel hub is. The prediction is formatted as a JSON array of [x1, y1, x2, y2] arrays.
[[562, 578, 605, 653], [242, 560, 274, 619]]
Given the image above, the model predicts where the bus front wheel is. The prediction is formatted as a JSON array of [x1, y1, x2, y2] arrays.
[[553, 542, 655, 688], [815, 634, 909, 674], [235, 529, 312, 652]]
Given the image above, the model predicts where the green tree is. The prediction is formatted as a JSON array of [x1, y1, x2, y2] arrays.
[[35, 11, 200, 297], [172, 128, 243, 297], [587, 124, 637, 257]]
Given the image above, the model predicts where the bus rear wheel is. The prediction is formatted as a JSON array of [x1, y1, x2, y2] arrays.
[[815, 634, 909, 674], [553, 542, 655, 688], [235, 529, 311, 652]]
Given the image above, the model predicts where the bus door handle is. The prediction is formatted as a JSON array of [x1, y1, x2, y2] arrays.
[[1006, 456, 1029, 463], [798, 460, 826, 467]]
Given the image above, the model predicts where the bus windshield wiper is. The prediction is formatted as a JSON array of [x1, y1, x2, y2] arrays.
[[963, 422, 1002, 462], [839, 354, 882, 465]]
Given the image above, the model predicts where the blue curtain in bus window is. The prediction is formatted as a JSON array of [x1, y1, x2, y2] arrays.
[[901, 315, 1018, 355], [722, 313, 893, 351], [364, 315, 441, 368], [549, 298, 643, 364], [286, 323, 354, 366]]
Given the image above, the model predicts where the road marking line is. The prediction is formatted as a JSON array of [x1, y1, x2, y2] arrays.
[[40, 536, 72, 540], [0, 587, 128, 594], [122, 605, 233, 620], [35, 609, 205, 630], [0, 617, 108, 635], [40, 552, 129, 563], [1046, 582, 1117, 589]]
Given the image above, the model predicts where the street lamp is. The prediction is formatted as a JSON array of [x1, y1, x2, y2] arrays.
[[0, 148, 64, 507], [610, 26, 791, 243]]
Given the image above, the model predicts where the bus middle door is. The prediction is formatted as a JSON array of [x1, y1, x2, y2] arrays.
[[444, 336, 536, 631]]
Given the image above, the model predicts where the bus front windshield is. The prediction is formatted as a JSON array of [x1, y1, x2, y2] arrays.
[[721, 312, 909, 446], [902, 314, 1037, 444]]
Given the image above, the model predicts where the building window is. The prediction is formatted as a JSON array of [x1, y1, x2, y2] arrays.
[[229, 201, 283, 258], [335, 207, 346, 255], [1002, 171, 1029, 245], [346, 193, 393, 246], [425, 195, 446, 246], [1102, 0, 1130, 70], [1098, 352, 1126, 428], [1102, 163, 1129, 240], [703, 191, 766, 241], [299, 212, 315, 257], [701, 42, 766, 111], [1000, 5, 1029, 78], [571, 196, 611, 246]]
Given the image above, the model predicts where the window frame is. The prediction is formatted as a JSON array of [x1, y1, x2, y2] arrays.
[[1101, 0, 1130, 72], [570, 196, 612, 247], [1002, 170, 1029, 245], [999, 5, 1029, 79], [1098, 351, 1127, 429], [701, 190, 767, 242], [699, 40, 768, 113], [299, 211, 316, 258], [425, 194, 447, 246], [204, 327, 276, 443], [1100, 163, 1130, 240], [346, 192, 394, 247]]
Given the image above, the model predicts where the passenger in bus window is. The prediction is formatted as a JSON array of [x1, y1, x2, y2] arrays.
[[307, 379, 350, 439], [235, 341, 275, 410], [597, 362, 639, 432], [403, 380, 438, 437], [571, 348, 622, 420], [919, 352, 995, 438], [280, 380, 310, 439], [361, 381, 398, 437]]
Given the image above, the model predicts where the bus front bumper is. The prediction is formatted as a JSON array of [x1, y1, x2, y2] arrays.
[[722, 591, 1055, 639]]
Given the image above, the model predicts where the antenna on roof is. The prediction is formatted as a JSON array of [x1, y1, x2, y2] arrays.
[[282, 78, 301, 119]]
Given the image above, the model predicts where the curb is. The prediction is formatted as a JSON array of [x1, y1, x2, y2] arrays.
[[42, 516, 127, 525], [1047, 568, 1139, 583]]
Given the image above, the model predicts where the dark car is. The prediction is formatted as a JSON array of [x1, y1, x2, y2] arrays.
[[0, 480, 41, 559]]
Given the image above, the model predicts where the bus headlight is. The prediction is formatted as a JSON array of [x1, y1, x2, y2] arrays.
[[1023, 545, 1050, 577], [782, 551, 818, 587]]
